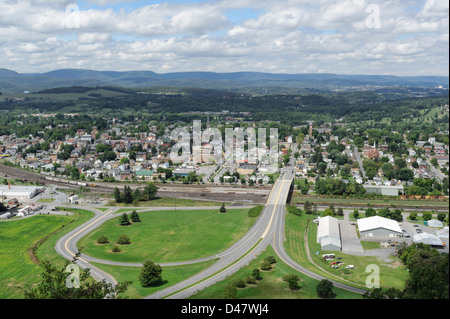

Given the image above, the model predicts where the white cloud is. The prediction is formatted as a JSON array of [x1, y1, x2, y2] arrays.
[[0, 0, 447, 76]]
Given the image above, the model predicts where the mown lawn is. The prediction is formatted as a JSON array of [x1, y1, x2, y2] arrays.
[[78, 208, 256, 263], [106, 197, 220, 207], [91, 259, 218, 299], [190, 246, 361, 299]]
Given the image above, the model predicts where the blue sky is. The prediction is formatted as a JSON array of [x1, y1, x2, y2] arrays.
[[0, 0, 448, 75]]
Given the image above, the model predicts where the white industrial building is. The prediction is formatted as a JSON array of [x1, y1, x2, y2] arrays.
[[426, 219, 444, 228], [317, 216, 341, 251], [436, 227, 449, 239], [357, 216, 403, 238], [413, 232, 445, 248], [0, 186, 44, 200]]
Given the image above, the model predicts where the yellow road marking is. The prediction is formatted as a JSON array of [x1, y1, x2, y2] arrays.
[[63, 208, 118, 285], [168, 176, 293, 299]]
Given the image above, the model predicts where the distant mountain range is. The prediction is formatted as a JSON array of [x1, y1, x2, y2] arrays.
[[0, 68, 448, 93]]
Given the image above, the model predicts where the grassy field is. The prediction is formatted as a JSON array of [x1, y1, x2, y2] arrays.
[[78, 208, 256, 263], [292, 192, 448, 208], [0, 215, 72, 298], [0, 209, 95, 299], [106, 197, 221, 207], [91, 259, 218, 299], [284, 213, 409, 290], [190, 246, 362, 299]]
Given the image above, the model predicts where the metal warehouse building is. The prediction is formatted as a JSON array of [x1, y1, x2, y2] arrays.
[[357, 216, 403, 238], [317, 216, 341, 251], [363, 185, 404, 196], [0, 186, 44, 200], [413, 232, 445, 248]]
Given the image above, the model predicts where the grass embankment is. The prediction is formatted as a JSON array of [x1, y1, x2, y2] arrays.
[[0, 208, 94, 299], [292, 192, 449, 208], [106, 197, 221, 207], [190, 246, 361, 299], [78, 208, 256, 263]]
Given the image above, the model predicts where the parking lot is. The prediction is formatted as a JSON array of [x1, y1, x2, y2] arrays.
[[338, 213, 449, 257]]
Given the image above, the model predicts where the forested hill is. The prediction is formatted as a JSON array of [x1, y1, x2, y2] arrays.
[[0, 68, 448, 93]]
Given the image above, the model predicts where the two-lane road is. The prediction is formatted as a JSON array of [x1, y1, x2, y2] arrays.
[[55, 167, 366, 299]]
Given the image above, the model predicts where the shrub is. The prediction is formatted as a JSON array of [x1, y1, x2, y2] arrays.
[[283, 274, 300, 290], [260, 260, 272, 271], [248, 205, 264, 217], [233, 279, 246, 288], [97, 236, 109, 244], [112, 245, 121, 253], [117, 234, 131, 245], [224, 283, 237, 299], [252, 268, 261, 280], [286, 204, 303, 217], [245, 276, 256, 285], [264, 256, 276, 264], [119, 213, 130, 226]]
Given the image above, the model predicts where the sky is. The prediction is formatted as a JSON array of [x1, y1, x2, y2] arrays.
[[0, 0, 448, 76]]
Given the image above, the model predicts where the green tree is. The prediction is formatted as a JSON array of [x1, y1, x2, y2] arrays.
[[117, 234, 131, 245], [97, 236, 109, 244], [283, 274, 300, 290], [123, 186, 133, 204], [139, 260, 163, 287], [119, 213, 130, 226], [23, 252, 130, 299], [114, 187, 122, 203], [219, 202, 227, 213], [130, 210, 141, 223], [142, 183, 158, 201], [316, 279, 336, 299], [260, 260, 272, 271], [422, 211, 433, 221], [252, 269, 261, 280], [224, 283, 237, 299], [365, 207, 377, 217]]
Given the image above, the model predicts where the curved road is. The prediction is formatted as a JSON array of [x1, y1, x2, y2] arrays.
[[55, 167, 368, 299]]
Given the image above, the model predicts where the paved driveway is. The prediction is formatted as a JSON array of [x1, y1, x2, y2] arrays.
[[339, 220, 364, 254]]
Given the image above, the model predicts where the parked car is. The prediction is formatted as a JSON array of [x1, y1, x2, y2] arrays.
[[346, 265, 354, 269], [331, 262, 337, 265], [416, 228, 423, 233]]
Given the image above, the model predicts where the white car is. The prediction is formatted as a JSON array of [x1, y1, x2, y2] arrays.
[[346, 265, 354, 269]]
